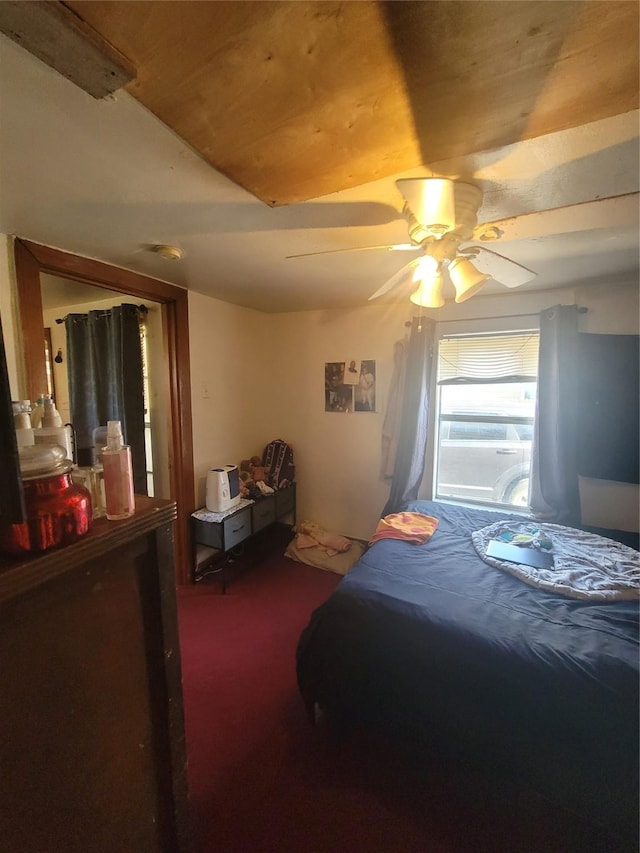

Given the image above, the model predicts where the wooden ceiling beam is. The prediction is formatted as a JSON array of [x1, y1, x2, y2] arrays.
[[0, 0, 135, 98], [21, 1, 640, 204]]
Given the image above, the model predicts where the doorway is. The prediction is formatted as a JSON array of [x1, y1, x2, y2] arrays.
[[13, 238, 195, 584]]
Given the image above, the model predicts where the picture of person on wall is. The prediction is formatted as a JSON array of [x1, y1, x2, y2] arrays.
[[355, 360, 376, 411]]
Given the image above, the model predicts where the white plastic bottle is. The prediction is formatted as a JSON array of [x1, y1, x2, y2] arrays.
[[30, 395, 45, 429], [42, 395, 63, 427], [12, 400, 35, 447], [102, 420, 135, 520]]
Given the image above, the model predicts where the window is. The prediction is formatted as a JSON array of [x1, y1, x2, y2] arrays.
[[434, 332, 539, 509]]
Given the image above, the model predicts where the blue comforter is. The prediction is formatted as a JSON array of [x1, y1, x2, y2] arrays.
[[296, 500, 639, 843]]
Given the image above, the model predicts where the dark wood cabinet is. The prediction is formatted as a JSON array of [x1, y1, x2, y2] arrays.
[[0, 496, 189, 853]]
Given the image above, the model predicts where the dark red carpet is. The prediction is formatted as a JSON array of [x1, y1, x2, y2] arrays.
[[176, 548, 618, 853]]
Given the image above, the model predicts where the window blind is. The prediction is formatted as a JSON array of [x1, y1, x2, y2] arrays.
[[438, 332, 539, 384]]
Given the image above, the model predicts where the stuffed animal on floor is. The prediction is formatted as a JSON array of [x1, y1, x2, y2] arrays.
[[293, 520, 352, 556]]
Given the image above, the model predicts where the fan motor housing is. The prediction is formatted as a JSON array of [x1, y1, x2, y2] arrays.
[[403, 181, 483, 244], [451, 182, 484, 239]]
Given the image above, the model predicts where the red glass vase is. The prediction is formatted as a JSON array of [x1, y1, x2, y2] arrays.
[[0, 471, 92, 556]]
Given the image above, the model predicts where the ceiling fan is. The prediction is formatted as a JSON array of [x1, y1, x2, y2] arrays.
[[369, 178, 538, 307], [288, 177, 538, 307]]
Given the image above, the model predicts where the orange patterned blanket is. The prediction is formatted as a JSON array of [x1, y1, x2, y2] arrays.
[[369, 512, 438, 545]]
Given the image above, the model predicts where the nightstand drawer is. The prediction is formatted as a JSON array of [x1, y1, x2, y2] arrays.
[[193, 517, 222, 550], [223, 507, 252, 549], [252, 495, 276, 533], [193, 505, 252, 550], [275, 485, 295, 517]]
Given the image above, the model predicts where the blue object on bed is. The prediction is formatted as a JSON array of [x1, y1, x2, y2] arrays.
[[296, 500, 639, 845]]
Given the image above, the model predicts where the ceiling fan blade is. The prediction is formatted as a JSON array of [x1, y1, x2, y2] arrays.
[[286, 244, 419, 259], [472, 193, 639, 243], [462, 246, 536, 288], [368, 258, 422, 301]]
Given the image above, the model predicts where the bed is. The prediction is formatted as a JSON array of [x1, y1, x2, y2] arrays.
[[296, 500, 639, 845]]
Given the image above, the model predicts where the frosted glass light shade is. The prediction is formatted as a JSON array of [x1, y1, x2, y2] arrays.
[[410, 272, 445, 308], [449, 257, 490, 303], [411, 254, 439, 283], [396, 178, 456, 236]]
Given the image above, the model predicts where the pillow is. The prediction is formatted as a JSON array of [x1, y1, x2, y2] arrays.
[[285, 537, 365, 575]]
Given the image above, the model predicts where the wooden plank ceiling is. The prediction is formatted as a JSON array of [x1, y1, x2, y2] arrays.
[[62, 1, 639, 206]]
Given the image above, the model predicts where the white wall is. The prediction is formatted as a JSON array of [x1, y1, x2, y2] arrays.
[[262, 301, 414, 540], [262, 291, 567, 541], [188, 291, 273, 509], [36, 273, 635, 541], [3, 235, 639, 538], [254, 282, 640, 540]]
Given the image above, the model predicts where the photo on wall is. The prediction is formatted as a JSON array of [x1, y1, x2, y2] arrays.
[[355, 360, 376, 412], [324, 362, 353, 412], [343, 358, 361, 385]]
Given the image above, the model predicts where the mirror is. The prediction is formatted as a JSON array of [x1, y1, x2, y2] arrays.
[[13, 238, 195, 584], [41, 278, 164, 498]]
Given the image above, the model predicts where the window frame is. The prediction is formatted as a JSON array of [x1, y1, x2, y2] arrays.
[[431, 328, 539, 512]]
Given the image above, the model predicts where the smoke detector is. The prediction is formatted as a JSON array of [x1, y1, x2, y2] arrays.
[[153, 244, 184, 261]]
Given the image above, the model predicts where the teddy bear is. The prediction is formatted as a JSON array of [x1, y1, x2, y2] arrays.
[[249, 454, 269, 484], [239, 468, 255, 492], [238, 461, 274, 498]]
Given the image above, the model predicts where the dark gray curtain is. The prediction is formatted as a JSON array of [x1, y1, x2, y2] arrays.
[[530, 304, 580, 524], [65, 304, 147, 495], [382, 316, 435, 516], [381, 335, 408, 478]]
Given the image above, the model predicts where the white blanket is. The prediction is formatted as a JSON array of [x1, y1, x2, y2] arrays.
[[472, 520, 640, 601]]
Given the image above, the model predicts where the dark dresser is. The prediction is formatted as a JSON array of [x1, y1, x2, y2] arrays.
[[0, 496, 189, 853]]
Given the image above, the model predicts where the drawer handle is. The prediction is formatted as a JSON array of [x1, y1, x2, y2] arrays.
[[231, 525, 244, 533]]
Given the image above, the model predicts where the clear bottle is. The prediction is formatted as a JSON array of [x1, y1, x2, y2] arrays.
[[102, 420, 135, 520], [71, 447, 107, 519]]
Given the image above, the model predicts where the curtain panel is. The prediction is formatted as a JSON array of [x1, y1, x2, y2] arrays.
[[381, 336, 408, 478], [530, 304, 581, 524], [382, 316, 435, 516], [65, 304, 147, 495]]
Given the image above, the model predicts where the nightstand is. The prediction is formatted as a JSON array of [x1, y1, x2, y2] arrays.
[[191, 484, 296, 589]]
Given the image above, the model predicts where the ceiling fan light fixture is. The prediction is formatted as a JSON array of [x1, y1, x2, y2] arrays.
[[409, 271, 445, 308], [411, 254, 439, 283], [407, 219, 430, 244], [396, 178, 456, 237], [449, 257, 490, 303]]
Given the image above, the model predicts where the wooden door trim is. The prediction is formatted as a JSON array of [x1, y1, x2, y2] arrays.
[[13, 238, 195, 585]]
